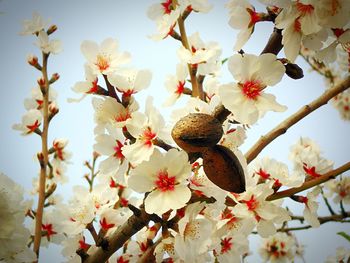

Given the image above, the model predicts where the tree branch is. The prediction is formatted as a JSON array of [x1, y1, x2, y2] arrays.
[[245, 76, 350, 164], [177, 16, 203, 100], [83, 207, 151, 263], [260, 28, 283, 55], [267, 161, 350, 201], [212, 28, 283, 124], [279, 212, 350, 232]]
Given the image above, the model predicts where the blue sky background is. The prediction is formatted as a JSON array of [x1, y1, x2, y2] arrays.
[[0, 0, 349, 262]]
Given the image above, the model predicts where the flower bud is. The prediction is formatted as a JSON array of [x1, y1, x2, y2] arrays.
[[47, 24, 57, 35], [49, 73, 60, 84], [27, 54, 38, 67], [37, 77, 46, 89], [285, 63, 304, 79]]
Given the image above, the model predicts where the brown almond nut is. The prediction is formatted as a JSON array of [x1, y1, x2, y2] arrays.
[[171, 113, 223, 153], [202, 145, 246, 193]]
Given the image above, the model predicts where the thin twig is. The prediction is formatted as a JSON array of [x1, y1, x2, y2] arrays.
[[33, 52, 50, 261], [245, 76, 350, 164], [267, 161, 350, 201], [86, 222, 99, 244], [103, 74, 121, 103], [321, 189, 335, 215], [279, 212, 350, 232]]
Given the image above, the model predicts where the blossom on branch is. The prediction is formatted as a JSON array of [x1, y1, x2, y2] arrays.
[[81, 38, 131, 75], [259, 232, 296, 262], [36, 31, 62, 55], [177, 32, 222, 75], [226, 0, 262, 51], [94, 124, 128, 175], [69, 64, 99, 102], [13, 109, 42, 135], [108, 68, 152, 98], [232, 184, 291, 237], [325, 176, 350, 204], [20, 12, 47, 35], [0, 173, 37, 263], [128, 149, 192, 216], [122, 97, 171, 165], [174, 202, 213, 262], [24, 86, 58, 111], [92, 96, 138, 133], [219, 53, 286, 125], [150, 9, 181, 41], [163, 63, 189, 106], [178, 0, 212, 13]]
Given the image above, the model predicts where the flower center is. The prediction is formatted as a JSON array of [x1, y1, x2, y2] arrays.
[[79, 237, 89, 250], [113, 140, 124, 159], [247, 8, 260, 28], [296, 2, 314, 16], [141, 127, 157, 147], [26, 120, 40, 134], [241, 80, 262, 100], [161, 0, 173, 14], [302, 163, 321, 178], [114, 111, 131, 123], [155, 170, 176, 192], [100, 217, 115, 231], [221, 237, 233, 254], [87, 79, 98, 94], [243, 195, 259, 211], [176, 81, 185, 95], [256, 168, 270, 180], [42, 223, 57, 239], [96, 54, 110, 72]]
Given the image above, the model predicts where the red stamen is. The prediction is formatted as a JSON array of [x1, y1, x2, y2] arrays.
[[161, 0, 173, 14], [241, 80, 261, 100], [114, 140, 124, 159], [221, 237, 233, 254], [26, 120, 40, 134], [155, 170, 176, 192], [176, 81, 185, 95], [100, 217, 115, 231], [247, 8, 261, 28], [303, 163, 321, 178]]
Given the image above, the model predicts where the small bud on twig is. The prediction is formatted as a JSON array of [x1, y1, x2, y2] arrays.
[[27, 54, 42, 70], [49, 73, 60, 84]]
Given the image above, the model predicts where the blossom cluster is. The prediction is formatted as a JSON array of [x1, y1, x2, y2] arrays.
[[6, 1, 350, 263], [0, 173, 36, 263]]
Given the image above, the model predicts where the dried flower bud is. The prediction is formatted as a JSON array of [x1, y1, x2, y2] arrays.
[[47, 24, 57, 35], [171, 113, 223, 153], [202, 145, 245, 193], [285, 63, 304, 79], [49, 73, 60, 84]]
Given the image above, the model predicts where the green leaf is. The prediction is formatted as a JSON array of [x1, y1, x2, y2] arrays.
[[221, 57, 229, 65], [337, 232, 350, 243]]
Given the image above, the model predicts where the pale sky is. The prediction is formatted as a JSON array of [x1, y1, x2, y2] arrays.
[[0, 0, 349, 262]]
